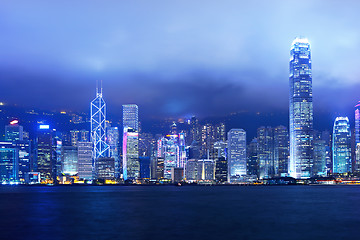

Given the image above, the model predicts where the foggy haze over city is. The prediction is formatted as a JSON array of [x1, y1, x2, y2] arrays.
[[1, 0, 360, 120]]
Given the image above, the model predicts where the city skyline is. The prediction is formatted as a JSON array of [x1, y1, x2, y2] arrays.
[[1, 1, 360, 120], [2, 2, 360, 239]]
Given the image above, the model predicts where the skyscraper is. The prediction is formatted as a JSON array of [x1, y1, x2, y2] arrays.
[[122, 104, 139, 132], [189, 116, 200, 144], [91, 83, 109, 169], [12, 140, 31, 181], [122, 127, 139, 180], [247, 138, 258, 177], [355, 101, 360, 171], [274, 126, 289, 177], [355, 101, 360, 145], [107, 127, 120, 178], [332, 117, 351, 173], [61, 146, 78, 175], [227, 129, 247, 182], [36, 124, 53, 182], [289, 37, 313, 179], [0, 142, 19, 182], [257, 126, 274, 179], [313, 139, 327, 176], [77, 142, 93, 180], [214, 141, 227, 182], [5, 120, 23, 142], [163, 135, 178, 179]]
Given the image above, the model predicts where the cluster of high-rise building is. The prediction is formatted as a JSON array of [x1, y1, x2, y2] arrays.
[[0, 37, 359, 185]]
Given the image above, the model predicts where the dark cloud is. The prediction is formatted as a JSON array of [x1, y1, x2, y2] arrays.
[[0, 0, 360, 122]]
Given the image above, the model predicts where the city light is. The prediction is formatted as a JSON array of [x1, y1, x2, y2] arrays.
[[10, 120, 19, 125]]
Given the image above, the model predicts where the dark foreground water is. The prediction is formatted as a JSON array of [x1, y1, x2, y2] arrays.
[[0, 185, 360, 240]]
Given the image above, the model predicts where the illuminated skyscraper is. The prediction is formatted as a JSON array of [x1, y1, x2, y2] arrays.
[[163, 135, 178, 179], [274, 126, 289, 177], [96, 157, 115, 180], [355, 102, 360, 145], [355, 102, 360, 171], [332, 117, 351, 173], [227, 129, 246, 182], [289, 37, 313, 179], [12, 140, 31, 181], [178, 132, 186, 168], [36, 124, 53, 181], [214, 141, 227, 182], [61, 146, 78, 175], [91, 83, 109, 170], [107, 127, 120, 178], [257, 127, 274, 179], [190, 116, 200, 144], [247, 138, 258, 177], [122, 127, 139, 180], [5, 120, 23, 142], [77, 142, 93, 180], [313, 139, 327, 176], [0, 142, 19, 182], [122, 104, 139, 132]]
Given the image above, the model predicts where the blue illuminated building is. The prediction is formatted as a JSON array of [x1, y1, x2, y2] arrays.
[[332, 117, 351, 173], [289, 37, 313, 179]]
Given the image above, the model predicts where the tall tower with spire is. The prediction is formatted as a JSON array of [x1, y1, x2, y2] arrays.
[[91, 81, 109, 175]]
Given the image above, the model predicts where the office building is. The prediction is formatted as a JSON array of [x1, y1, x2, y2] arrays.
[[5, 120, 23, 142], [162, 135, 178, 179], [214, 141, 227, 182], [123, 127, 139, 180], [36, 125, 53, 181], [332, 117, 351, 173], [171, 167, 184, 183], [12, 140, 31, 181], [139, 156, 150, 179], [274, 126, 289, 177], [91, 84, 110, 164], [247, 138, 258, 177], [227, 129, 247, 182], [313, 140, 327, 176], [355, 102, 360, 171], [96, 157, 115, 180], [107, 126, 120, 178], [289, 37, 313, 179], [257, 127, 274, 179], [0, 142, 18, 182], [122, 104, 139, 132], [62, 146, 78, 175], [77, 141, 93, 180]]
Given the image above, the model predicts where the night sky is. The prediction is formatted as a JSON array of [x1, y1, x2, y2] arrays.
[[1, 0, 360, 122]]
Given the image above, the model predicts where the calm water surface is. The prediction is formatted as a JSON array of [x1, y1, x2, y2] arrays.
[[0, 185, 359, 240]]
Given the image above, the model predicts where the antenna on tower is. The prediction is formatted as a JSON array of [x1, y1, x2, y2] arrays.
[[100, 80, 103, 95], [96, 79, 99, 95]]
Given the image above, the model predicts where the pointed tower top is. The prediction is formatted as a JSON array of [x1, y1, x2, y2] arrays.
[[96, 80, 103, 97]]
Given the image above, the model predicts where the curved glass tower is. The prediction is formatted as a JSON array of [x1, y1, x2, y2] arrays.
[[332, 117, 351, 173], [289, 37, 313, 179]]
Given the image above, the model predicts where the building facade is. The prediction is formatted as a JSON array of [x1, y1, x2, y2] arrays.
[[289, 37, 313, 179], [90, 85, 109, 166], [123, 127, 139, 180], [332, 117, 351, 173], [227, 129, 247, 182]]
